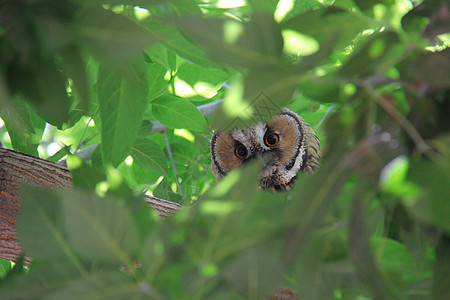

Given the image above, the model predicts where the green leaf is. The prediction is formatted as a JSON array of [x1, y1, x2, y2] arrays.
[[176, 64, 231, 88], [142, 19, 211, 66], [340, 32, 401, 79], [76, 7, 156, 63], [1, 96, 45, 156], [153, 179, 182, 203], [349, 191, 388, 300], [433, 236, 450, 299], [130, 139, 168, 177], [0, 262, 80, 299], [62, 189, 138, 266], [68, 155, 106, 190], [11, 59, 70, 127], [237, 11, 284, 59], [60, 47, 90, 111], [146, 60, 168, 101], [46, 271, 146, 300], [146, 44, 177, 71], [282, 0, 323, 21], [17, 186, 74, 262], [98, 56, 149, 167], [282, 152, 350, 261], [165, 11, 283, 68], [371, 237, 416, 275], [152, 95, 207, 131], [282, 7, 370, 50], [18, 185, 139, 269], [407, 153, 450, 233]]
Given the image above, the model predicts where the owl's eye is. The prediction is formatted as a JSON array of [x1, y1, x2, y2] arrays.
[[234, 145, 248, 159], [264, 133, 279, 146]]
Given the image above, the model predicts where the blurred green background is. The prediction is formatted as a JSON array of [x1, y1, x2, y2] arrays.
[[0, 0, 448, 299]]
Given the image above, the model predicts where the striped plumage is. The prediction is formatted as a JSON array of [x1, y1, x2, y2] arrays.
[[211, 108, 321, 191]]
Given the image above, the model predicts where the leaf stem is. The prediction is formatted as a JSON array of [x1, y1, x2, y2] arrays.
[[162, 132, 184, 198], [362, 82, 433, 155]]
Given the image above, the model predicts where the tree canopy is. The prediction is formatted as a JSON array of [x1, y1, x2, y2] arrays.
[[0, 0, 449, 299]]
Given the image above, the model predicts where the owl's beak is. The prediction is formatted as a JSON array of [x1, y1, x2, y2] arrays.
[[257, 150, 277, 164]]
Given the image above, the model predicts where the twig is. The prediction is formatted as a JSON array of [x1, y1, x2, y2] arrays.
[[361, 82, 433, 155], [315, 103, 336, 131], [162, 131, 184, 198]]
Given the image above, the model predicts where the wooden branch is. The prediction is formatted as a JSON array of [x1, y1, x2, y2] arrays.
[[0, 148, 181, 263]]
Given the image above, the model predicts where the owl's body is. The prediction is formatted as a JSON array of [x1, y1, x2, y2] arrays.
[[211, 108, 321, 191]]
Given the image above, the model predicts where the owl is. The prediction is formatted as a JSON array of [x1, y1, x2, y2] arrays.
[[210, 108, 321, 191]]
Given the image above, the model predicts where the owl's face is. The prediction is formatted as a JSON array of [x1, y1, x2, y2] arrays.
[[211, 108, 320, 191]]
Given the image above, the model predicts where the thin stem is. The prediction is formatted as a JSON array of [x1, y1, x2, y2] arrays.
[[315, 103, 336, 131], [75, 106, 99, 152], [362, 82, 433, 155], [162, 131, 184, 198]]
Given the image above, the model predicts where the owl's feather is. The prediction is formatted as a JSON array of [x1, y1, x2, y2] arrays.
[[211, 108, 321, 191]]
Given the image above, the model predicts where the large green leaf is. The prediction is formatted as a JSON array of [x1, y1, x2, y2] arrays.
[[62, 189, 138, 267], [17, 187, 138, 269], [281, 7, 371, 50], [75, 7, 156, 63], [152, 95, 207, 131], [46, 271, 147, 300], [17, 187, 77, 263], [142, 19, 211, 66], [130, 138, 168, 177], [11, 59, 70, 127], [164, 11, 283, 68], [98, 57, 149, 167], [0, 262, 80, 299]]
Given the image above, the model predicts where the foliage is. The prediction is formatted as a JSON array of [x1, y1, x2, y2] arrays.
[[0, 0, 449, 299]]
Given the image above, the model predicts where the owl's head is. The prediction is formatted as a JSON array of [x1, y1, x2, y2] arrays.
[[210, 108, 321, 191]]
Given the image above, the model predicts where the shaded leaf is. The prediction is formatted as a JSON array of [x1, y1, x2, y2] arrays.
[[0, 262, 80, 299], [10, 59, 70, 127], [340, 32, 400, 79], [282, 7, 370, 51], [76, 7, 156, 63], [408, 48, 450, 87], [17, 187, 74, 262], [142, 19, 211, 66], [432, 235, 450, 299], [407, 152, 450, 233], [60, 47, 90, 111], [350, 189, 388, 300], [165, 11, 283, 68], [47, 271, 147, 300], [62, 189, 138, 266], [130, 138, 168, 177]]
